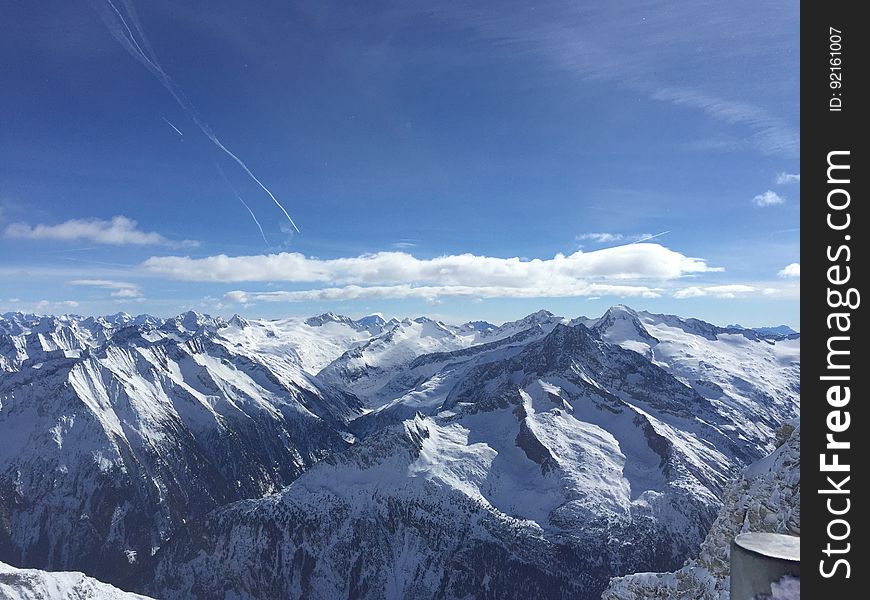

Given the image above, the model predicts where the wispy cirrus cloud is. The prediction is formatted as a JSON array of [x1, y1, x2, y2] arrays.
[[68, 279, 143, 298], [4, 216, 199, 247], [777, 263, 800, 278], [418, 0, 799, 157], [752, 190, 785, 207], [650, 88, 799, 157], [776, 172, 800, 184]]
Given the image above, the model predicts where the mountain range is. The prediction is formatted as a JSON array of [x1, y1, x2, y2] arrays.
[[0, 306, 799, 599]]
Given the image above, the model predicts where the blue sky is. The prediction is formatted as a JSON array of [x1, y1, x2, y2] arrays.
[[0, 0, 799, 327]]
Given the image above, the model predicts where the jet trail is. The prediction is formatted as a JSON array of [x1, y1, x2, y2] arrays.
[[161, 116, 184, 137], [631, 231, 672, 244], [89, 0, 300, 234], [215, 162, 270, 248]]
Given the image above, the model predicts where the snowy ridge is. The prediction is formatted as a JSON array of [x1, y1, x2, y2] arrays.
[[0, 561, 153, 600]]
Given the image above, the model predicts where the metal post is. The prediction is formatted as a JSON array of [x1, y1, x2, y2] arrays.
[[730, 532, 800, 599]]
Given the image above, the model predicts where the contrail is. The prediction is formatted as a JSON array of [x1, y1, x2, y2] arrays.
[[214, 162, 270, 248], [630, 230, 672, 244], [89, 0, 300, 234], [161, 116, 184, 137]]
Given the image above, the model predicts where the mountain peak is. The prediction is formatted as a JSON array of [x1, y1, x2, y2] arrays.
[[305, 312, 356, 327], [228, 314, 249, 328], [356, 314, 386, 327], [604, 304, 638, 317], [593, 305, 657, 346]]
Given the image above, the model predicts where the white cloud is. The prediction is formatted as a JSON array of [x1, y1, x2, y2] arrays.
[[224, 282, 663, 304], [68, 279, 143, 298], [4, 216, 199, 247], [752, 190, 785, 207], [143, 244, 721, 288], [776, 172, 800, 184], [674, 284, 758, 299], [576, 232, 623, 243], [206, 243, 730, 303], [36, 299, 80, 310], [777, 263, 800, 278]]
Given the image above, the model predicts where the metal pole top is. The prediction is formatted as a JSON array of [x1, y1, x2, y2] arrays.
[[734, 532, 800, 562]]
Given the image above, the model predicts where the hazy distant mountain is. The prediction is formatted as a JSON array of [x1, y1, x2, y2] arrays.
[[726, 323, 798, 337]]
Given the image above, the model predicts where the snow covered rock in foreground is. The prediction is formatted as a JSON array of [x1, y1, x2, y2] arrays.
[[602, 422, 800, 600], [0, 561, 153, 600]]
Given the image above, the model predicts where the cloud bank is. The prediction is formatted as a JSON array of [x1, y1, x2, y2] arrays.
[[224, 283, 663, 304], [4, 216, 198, 247], [140, 243, 732, 303], [143, 243, 720, 286]]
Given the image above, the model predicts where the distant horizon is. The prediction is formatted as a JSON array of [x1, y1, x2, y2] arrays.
[[1, 302, 799, 332]]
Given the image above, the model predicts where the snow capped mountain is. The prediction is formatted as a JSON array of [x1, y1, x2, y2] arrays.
[[318, 318, 479, 408], [0, 561, 154, 600], [590, 305, 799, 456], [0, 307, 799, 599]]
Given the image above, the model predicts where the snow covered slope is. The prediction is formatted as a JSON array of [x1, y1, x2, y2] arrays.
[[152, 414, 667, 600], [603, 422, 800, 600], [219, 312, 383, 375], [0, 313, 362, 588], [149, 317, 797, 599], [0, 561, 153, 600]]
